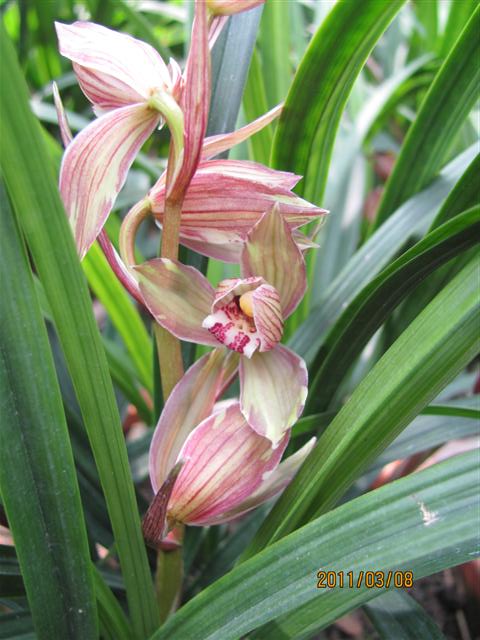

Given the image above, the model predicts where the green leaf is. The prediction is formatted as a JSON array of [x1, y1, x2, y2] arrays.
[[364, 590, 445, 639], [373, 6, 480, 227], [290, 146, 476, 364], [0, 611, 34, 639], [242, 48, 273, 165], [440, 0, 477, 57], [272, 0, 405, 203], [308, 207, 480, 412], [258, 0, 291, 107], [0, 183, 97, 638], [0, 26, 159, 638], [208, 6, 263, 139], [306, 54, 432, 304], [83, 242, 153, 393], [94, 568, 132, 640], [243, 255, 479, 558], [152, 451, 478, 640], [431, 152, 480, 229]]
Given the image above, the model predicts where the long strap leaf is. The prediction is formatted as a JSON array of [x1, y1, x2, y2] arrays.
[[272, 0, 405, 203], [373, 5, 480, 227], [308, 206, 480, 411], [0, 183, 97, 639], [0, 26, 158, 638], [243, 254, 479, 558], [152, 451, 478, 640]]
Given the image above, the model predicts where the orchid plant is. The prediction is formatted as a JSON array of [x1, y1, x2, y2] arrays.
[[3, 0, 479, 638], [54, 0, 325, 555]]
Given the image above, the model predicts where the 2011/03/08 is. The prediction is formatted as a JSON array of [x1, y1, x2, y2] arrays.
[[316, 570, 414, 589]]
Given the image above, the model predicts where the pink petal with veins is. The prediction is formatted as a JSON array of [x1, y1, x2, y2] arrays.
[[55, 21, 172, 110], [241, 205, 307, 318], [59, 103, 160, 259], [168, 0, 210, 198], [167, 402, 289, 526], [135, 258, 218, 347], [204, 437, 316, 525], [151, 160, 326, 256], [240, 344, 308, 445], [149, 350, 239, 492], [201, 104, 282, 159]]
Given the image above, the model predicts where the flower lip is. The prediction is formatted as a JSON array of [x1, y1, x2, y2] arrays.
[[202, 277, 283, 357]]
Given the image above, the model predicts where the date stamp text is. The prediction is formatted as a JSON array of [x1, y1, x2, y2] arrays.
[[316, 570, 414, 589]]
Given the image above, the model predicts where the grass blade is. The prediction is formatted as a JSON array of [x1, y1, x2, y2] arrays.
[[308, 207, 480, 411], [0, 183, 97, 639], [272, 0, 405, 203], [0, 26, 158, 638], [152, 451, 478, 639], [373, 6, 480, 227], [243, 254, 479, 557]]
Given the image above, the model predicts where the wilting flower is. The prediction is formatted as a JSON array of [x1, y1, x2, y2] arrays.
[[136, 205, 309, 446], [142, 349, 315, 546]]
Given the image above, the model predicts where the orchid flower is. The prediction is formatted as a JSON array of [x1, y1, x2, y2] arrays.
[[142, 349, 315, 547], [135, 205, 309, 446]]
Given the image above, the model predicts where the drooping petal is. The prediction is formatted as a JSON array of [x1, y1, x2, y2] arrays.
[[167, 402, 289, 526], [204, 437, 316, 525], [168, 0, 210, 198], [241, 204, 307, 318], [59, 103, 160, 259], [207, 0, 265, 16], [55, 21, 172, 110], [240, 344, 308, 445], [201, 104, 282, 159], [149, 349, 238, 492], [135, 258, 218, 347]]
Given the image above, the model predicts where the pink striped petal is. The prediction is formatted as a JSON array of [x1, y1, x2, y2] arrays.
[[207, 0, 265, 15], [55, 21, 172, 109], [204, 437, 316, 525], [59, 103, 160, 259], [151, 160, 326, 253], [167, 402, 289, 526], [135, 258, 218, 347], [201, 104, 282, 159], [241, 205, 307, 318], [177, 225, 320, 264], [240, 344, 308, 445], [178, 233, 244, 262], [194, 159, 301, 189], [168, 0, 210, 198], [149, 350, 238, 492]]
